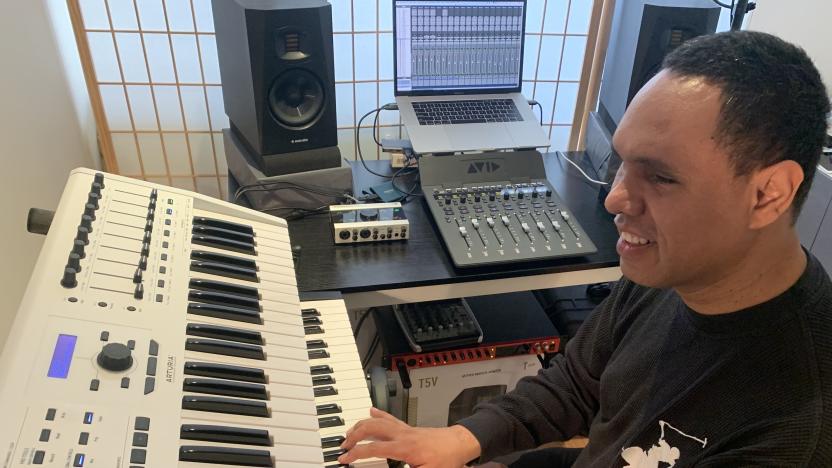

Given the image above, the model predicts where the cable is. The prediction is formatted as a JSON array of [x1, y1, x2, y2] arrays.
[[356, 107, 395, 179], [529, 99, 544, 126], [353, 308, 374, 338], [711, 0, 731, 8], [361, 333, 380, 369], [556, 151, 609, 185], [390, 164, 423, 200], [233, 181, 345, 204]]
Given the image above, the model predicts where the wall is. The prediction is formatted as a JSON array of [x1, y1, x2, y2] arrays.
[[0, 0, 95, 350], [746, 0, 831, 91]]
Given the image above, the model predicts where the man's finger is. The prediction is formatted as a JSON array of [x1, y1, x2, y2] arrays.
[[370, 406, 399, 421], [339, 441, 408, 465], [341, 418, 399, 449]]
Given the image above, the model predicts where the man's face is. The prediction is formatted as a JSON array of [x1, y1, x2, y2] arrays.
[[605, 71, 758, 291]]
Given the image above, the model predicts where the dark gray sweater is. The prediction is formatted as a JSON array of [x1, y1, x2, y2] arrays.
[[459, 253, 832, 467]]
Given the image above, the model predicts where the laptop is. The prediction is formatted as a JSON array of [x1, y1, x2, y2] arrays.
[[394, 0, 550, 155]]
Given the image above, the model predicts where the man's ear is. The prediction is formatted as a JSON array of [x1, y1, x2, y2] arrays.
[[748, 160, 804, 229]]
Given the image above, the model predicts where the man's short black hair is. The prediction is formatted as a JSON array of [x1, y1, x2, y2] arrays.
[[662, 30, 830, 219]]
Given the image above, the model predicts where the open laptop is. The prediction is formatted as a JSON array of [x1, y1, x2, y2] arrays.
[[394, 0, 550, 155]]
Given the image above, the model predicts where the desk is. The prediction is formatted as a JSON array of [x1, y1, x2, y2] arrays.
[[283, 151, 621, 309]]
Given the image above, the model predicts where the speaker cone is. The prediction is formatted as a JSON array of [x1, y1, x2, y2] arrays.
[[268, 69, 325, 128]]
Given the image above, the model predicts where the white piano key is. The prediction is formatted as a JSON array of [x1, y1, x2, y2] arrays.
[[184, 349, 311, 375], [179, 417, 322, 447], [181, 407, 320, 432], [177, 439, 324, 465]]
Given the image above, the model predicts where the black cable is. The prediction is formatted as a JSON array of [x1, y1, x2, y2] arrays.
[[356, 108, 394, 179], [233, 181, 345, 204], [534, 101, 544, 126], [362, 333, 380, 369], [390, 165, 423, 200], [353, 308, 374, 338], [372, 106, 381, 147]]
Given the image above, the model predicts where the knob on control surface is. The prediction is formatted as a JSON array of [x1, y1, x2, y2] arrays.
[[72, 239, 86, 259], [88, 192, 101, 209], [80, 214, 93, 231], [60, 267, 77, 288], [94, 172, 105, 188], [84, 203, 96, 220], [77, 226, 90, 245], [67, 253, 81, 272], [97, 343, 133, 372]]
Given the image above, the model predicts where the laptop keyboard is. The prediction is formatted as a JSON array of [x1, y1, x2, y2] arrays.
[[412, 99, 523, 125]]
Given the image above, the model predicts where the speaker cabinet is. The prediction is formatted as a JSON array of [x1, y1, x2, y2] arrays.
[[598, 0, 720, 131], [213, 0, 339, 172]]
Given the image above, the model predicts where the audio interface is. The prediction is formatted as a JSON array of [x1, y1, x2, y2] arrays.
[[330, 202, 409, 244]]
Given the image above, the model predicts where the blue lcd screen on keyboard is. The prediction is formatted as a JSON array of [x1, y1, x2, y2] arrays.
[[47, 334, 77, 379]]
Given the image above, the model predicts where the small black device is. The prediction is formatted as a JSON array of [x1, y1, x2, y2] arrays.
[[393, 298, 483, 352]]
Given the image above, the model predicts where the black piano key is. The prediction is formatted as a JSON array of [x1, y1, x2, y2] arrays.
[[180, 424, 272, 446], [182, 395, 269, 417], [179, 445, 272, 467], [188, 303, 263, 325], [310, 365, 333, 375], [306, 339, 327, 350], [186, 338, 265, 360], [188, 290, 261, 311], [323, 449, 347, 462], [191, 250, 257, 270], [191, 260, 259, 282], [321, 435, 345, 449], [184, 362, 267, 384], [316, 403, 341, 415], [312, 375, 335, 386], [304, 325, 324, 335], [189, 278, 259, 299], [192, 234, 256, 255], [301, 308, 320, 317], [193, 216, 255, 236], [308, 349, 330, 360], [187, 323, 264, 345], [318, 416, 345, 428], [183, 378, 268, 400], [313, 386, 338, 397], [193, 224, 255, 244], [302, 316, 323, 326]]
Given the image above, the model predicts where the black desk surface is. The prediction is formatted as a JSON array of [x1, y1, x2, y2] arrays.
[[286, 151, 620, 294]]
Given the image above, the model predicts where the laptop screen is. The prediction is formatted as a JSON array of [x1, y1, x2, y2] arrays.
[[394, 0, 526, 96]]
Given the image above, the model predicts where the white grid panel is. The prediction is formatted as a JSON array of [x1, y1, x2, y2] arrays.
[[76, 0, 592, 196]]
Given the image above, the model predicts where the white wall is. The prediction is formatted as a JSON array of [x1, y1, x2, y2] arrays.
[[0, 0, 95, 350], [747, 0, 831, 92]]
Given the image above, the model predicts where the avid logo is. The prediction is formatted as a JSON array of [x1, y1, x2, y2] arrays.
[[290, 138, 309, 144], [467, 161, 501, 174]]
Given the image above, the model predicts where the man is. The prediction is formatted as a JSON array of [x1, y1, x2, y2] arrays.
[[339, 31, 832, 467]]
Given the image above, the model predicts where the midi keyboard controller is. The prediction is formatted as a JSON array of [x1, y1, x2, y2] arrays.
[[0, 168, 385, 468], [420, 151, 597, 268]]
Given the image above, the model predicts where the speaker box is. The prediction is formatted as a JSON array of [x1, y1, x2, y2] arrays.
[[213, 0, 339, 175], [590, 0, 720, 195]]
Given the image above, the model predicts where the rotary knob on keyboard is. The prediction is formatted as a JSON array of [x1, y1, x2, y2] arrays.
[[67, 253, 81, 272], [80, 214, 93, 231], [94, 172, 105, 188], [60, 267, 77, 288], [91, 182, 103, 196], [76, 226, 90, 245], [72, 239, 85, 259], [88, 192, 101, 209], [97, 342, 133, 372], [84, 203, 96, 220]]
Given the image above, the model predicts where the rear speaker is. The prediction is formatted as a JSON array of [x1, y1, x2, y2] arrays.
[[213, 0, 339, 174], [588, 0, 720, 197]]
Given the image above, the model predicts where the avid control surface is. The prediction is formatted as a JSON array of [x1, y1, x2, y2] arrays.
[[420, 151, 597, 268]]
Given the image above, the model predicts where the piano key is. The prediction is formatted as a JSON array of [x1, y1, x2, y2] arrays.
[[306, 340, 327, 349], [193, 224, 255, 244], [179, 440, 324, 466], [187, 302, 263, 324], [321, 435, 345, 449], [190, 269, 298, 307], [183, 378, 269, 400], [191, 260, 258, 281], [180, 424, 272, 446], [193, 216, 255, 236], [308, 349, 330, 360], [189, 245, 296, 287], [182, 395, 269, 417], [184, 361, 267, 384], [186, 323, 264, 345], [312, 375, 335, 386], [318, 416, 344, 428], [190, 278, 260, 299], [184, 348, 310, 376], [323, 449, 346, 462], [181, 404, 319, 432], [191, 250, 257, 270], [302, 316, 323, 326], [310, 365, 332, 375], [304, 326, 324, 335], [179, 445, 272, 467], [189, 290, 261, 311], [313, 386, 337, 397], [192, 234, 256, 255], [185, 314, 306, 346], [185, 338, 265, 360], [180, 417, 320, 448], [301, 308, 320, 317], [316, 404, 341, 415]]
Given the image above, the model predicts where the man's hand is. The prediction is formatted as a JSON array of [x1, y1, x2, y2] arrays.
[[338, 407, 482, 468]]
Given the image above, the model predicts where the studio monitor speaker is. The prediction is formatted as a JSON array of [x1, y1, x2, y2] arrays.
[[213, 0, 339, 174]]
